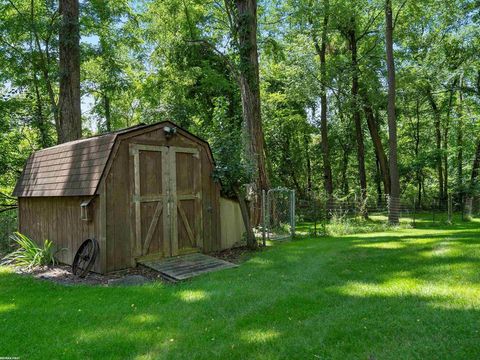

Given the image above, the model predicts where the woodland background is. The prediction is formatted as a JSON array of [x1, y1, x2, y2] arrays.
[[0, 0, 479, 216]]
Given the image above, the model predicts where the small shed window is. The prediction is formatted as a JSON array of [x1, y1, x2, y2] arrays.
[[80, 198, 94, 221]]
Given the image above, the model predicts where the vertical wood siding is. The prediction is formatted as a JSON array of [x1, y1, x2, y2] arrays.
[[18, 196, 102, 273], [104, 126, 221, 272]]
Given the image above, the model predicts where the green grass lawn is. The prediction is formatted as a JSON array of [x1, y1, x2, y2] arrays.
[[1, 217, 480, 359]]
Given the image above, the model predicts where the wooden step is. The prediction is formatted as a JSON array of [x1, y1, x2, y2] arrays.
[[138, 253, 237, 281]]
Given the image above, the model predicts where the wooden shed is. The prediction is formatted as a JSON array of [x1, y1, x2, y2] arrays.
[[13, 121, 224, 273]]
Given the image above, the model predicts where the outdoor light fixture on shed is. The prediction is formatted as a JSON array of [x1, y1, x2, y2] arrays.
[[164, 126, 177, 139]]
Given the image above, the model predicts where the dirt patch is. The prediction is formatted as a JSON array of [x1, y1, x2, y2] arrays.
[[211, 245, 266, 264], [14, 264, 165, 286]]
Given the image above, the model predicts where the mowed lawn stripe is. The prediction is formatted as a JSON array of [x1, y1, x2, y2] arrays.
[[0, 219, 479, 359]]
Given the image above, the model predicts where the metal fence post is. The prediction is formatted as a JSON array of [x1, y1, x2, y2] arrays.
[[323, 196, 327, 236], [386, 194, 390, 225], [291, 190, 296, 237], [448, 193, 453, 224], [262, 189, 266, 246], [353, 192, 358, 218], [461, 196, 464, 221], [266, 189, 271, 241], [413, 197, 416, 228]]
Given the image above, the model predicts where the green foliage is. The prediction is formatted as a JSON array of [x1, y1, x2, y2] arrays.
[[324, 215, 409, 236], [0, 210, 17, 254], [0, 0, 479, 209], [2, 232, 57, 269], [207, 96, 251, 197]]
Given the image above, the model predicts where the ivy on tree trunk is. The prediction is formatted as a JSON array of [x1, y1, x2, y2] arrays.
[[58, 0, 82, 144]]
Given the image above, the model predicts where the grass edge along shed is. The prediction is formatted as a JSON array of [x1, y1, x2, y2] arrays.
[[13, 121, 244, 273]]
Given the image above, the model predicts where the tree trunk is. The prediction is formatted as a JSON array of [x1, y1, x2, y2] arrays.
[[349, 23, 368, 218], [335, 93, 350, 196], [303, 131, 312, 193], [362, 93, 391, 195], [340, 143, 350, 195], [415, 98, 422, 207], [443, 79, 457, 200], [104, 94, 112, 132], [417, 176, 422, 208], [375, 157, 383, 206], [385, 0, 400, 224], [38, 58, 59, 134], [427, 89, 444, 205], [312, 0, 334, 214], [233, 0, 270, 222], [466, 139, 480, 217], [30, 0, 59, 134], [457, 75, 464, 206], [234, 187, 257, 249], [32, 72, 51, 148], [466, 70, 480, 216], [470, 139, 480, 191], [58, 0, 82, 144]]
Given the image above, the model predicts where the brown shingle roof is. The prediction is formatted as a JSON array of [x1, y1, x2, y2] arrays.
[[13, 123, 155, 197], [13, 133, 117, 197]]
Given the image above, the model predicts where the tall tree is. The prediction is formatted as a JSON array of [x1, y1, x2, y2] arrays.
[[442, 78, 458, 201], [385, 0, 400, 224], [456, 74, 464, 205], [227, 0, 270, 224], [427, 88, 444, 204], [311, 0, 334, 214], [470, 139, 480, 191], [413, 99, 423, 206], [361, 92, 391, 196], [58, 0, 81, 143], [347, 16, 368, 217]]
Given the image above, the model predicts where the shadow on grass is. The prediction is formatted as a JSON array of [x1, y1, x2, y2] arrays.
[[1, 218, 480, 359]]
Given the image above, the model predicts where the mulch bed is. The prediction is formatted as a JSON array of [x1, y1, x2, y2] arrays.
[[14, 264, 164, 286], [9, 245, 266, 286]]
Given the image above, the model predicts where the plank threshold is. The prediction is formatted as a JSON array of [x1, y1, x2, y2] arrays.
[[138, 253, 237, 281]]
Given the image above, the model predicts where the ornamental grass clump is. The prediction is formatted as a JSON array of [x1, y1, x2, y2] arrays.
[[2, 232, 57, 269]]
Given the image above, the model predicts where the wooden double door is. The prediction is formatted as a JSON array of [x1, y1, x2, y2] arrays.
[[130, 144, 203, 259]]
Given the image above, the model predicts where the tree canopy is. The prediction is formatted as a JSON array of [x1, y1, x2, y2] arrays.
[[1, 0, 479, 210]]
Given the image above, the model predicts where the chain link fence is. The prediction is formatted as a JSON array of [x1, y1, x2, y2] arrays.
[[295, 191, 480, 237], [1, 187, 478, 254], [0, 208, 17, 256]]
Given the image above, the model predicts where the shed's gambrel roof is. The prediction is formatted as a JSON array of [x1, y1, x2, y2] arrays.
[[13, 121, 211, 197], [13, 134, 116, 197]]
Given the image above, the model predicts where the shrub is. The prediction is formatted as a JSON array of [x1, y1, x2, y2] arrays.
[[326, 215, 359, 236], [1, 232, 57, 269], [325, 215, 407, 236]]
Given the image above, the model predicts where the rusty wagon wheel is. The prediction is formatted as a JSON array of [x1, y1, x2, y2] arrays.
[[72, 238, 99, 278]]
